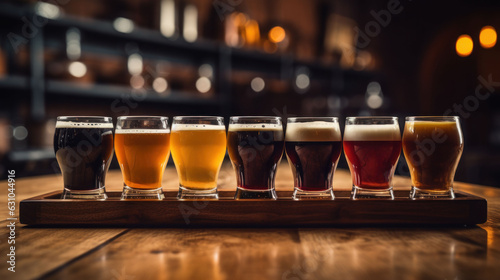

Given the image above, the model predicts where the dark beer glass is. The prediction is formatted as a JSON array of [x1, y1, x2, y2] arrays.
[[285, 117, 342, 200], [343, 117, 401, 199], [227, 116, 284, 199], [403, 116, 463, 199], [54, 116, 114, 199]]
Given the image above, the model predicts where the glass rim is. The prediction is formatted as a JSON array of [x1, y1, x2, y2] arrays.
[[117, 116, 168, 120], [405, 116, 460, 122], [346, 116, 398, 121], [230, 116, 282, 121], [288, 117, 338, 122], [173, 116, 224, 121], [56, 116, 112, 122]]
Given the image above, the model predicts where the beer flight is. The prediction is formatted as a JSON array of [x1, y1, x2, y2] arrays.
[[54, 116, 463, 201]]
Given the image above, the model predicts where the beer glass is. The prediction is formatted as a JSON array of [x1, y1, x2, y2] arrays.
[[227, 116, 284, 199], [343, 117, 401, 199], [285, 117, 342, 200], [171, 116, 226, 199], [403, 116, 463, 199], [54, 116, 114, 199], [115, 116, 170, 200]]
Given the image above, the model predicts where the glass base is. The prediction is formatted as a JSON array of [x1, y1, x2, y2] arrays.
[[121, 185, 164, 200], [177, 186, 218, 200], [410, 186, 455, 199], [292, 188, 334, 200], [234, 188, 277, 199], [61, 187, 107, 200], [351, 186, 394, 199]]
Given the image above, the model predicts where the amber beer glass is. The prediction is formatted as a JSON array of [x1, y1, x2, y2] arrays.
[[115, 116, 170, 199], [403, 116, 463, 199], [171, 116, 226, 199], [285, 117, 342, 200], [227, 116, 284, 199], [54, 116, 114, 199], [343, 117, 402, 199]]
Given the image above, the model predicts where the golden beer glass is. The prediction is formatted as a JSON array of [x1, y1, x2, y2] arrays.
[[115, 116, 170, 199], [171, 116, 226, 199]]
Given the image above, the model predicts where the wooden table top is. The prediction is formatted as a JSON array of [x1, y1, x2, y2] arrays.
[[1, 162, 499, 279]]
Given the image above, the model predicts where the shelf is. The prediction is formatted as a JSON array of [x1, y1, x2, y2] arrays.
[[44, 13, 354, 75], [0, 75, 29, 90], [45, 80, 222, 106], [8, 148, 55, 162], [0, 2, 31, 19], [45, 15, 219, 57]]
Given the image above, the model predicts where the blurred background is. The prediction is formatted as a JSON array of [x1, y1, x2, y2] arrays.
[[0, 0, 498, 187]]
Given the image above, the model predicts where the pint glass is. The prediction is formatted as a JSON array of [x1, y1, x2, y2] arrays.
[[285, 117, 342, 200], [171, 116, 226, 199], [343, 117, 401, 199], [403, 116, 463, 199], [54, 116, 114, 199], [227, 116, 284, 199], [115, 116, 170, 199]]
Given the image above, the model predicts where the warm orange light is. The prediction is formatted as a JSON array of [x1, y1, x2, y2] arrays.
[[245, 20, 260, 46], [234, 12, 247, 26], [479, 26, 497, 48], [456, 34, 473, 57], [269, 26, 286, 43]]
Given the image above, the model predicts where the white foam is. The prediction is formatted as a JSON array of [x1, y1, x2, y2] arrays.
[[115, 129, 170, 134], [285, 121, 341, 142], [56, 122, 113, 129], [171, 124, 225, 131], [228, 123, 282, 132], [343, 124, 401, 141]]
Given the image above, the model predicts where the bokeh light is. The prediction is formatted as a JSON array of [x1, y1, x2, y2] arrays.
[[250, 77, 265, 92], [68, 61, 87, 78], [269, 26, 286, 43], [456, 34, 473, 57], [196, 77, 211, 93], [479, 26, 497, 48]]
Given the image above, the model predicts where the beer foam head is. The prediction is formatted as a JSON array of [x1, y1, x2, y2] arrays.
[[115, 129, 170, 134], [344, 124, 401, 141], [228, 123, 282, 132], [228, 124, 283, 140], [171, 124, 225, 131], [285, 122, 341, 142], [56, 121, 113, 129]]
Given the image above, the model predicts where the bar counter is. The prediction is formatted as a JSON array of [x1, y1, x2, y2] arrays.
[[1, 163, 499, 279]]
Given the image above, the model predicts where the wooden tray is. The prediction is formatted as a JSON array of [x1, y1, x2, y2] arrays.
[[20, 191, 486, 227], [19, 190, 487, 227]]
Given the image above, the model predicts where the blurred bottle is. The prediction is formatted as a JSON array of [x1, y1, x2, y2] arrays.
[[225, 12, 248, 48], [45, 28, 94, 84], [182, 1, 198, 43], [159, 0, 178, 38], [149, 62, 171, 96]]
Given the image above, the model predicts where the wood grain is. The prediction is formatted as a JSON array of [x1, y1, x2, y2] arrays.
[[0, 163, 499, 279], [41, 228, 304, 280], [0, 220, 127, 280]]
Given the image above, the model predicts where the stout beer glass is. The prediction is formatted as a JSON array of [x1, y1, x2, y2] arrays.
[[285, 117, 342, 200], [227, 116, 284, 199], [115, 116, 170, 199], [403, 116, 463, 199], [54, 116, 114, 199], [171, 116, 226, 199], [343, 117, 401, 199]]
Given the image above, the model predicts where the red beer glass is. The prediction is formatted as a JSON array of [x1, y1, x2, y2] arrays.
[[343, 117, 402, 199]]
